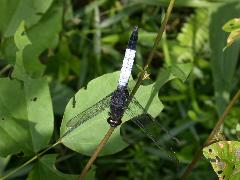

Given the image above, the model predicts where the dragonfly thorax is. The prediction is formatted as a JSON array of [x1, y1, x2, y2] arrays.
[[107, 87, 129, 127]]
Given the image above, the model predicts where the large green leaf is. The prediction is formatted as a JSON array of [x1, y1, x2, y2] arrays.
[[0, 0, 53, 37], [2, 1, 63, 78], [22, 2, 63, 77], [60, 63, 192, 156], [209, 2, 240, 116], [203, 141, 240, 180], [0, 77, 54, 156], [0, 156, 10, 176], [0, 20, 54, 156], [27, 154, 77, 180]]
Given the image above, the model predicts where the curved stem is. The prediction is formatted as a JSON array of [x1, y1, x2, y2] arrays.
[[1, 141, 61, 180], [180, 89, 240, 180]]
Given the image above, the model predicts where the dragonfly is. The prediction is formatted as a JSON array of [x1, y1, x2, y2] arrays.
[[63, 26, 179, 160]]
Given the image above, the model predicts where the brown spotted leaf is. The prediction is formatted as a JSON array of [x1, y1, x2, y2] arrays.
[[222, 18, 240, 50], [203, 141, 240, 180]]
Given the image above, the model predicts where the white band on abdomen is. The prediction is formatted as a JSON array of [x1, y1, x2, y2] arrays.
[[118, 48, 136, 87]]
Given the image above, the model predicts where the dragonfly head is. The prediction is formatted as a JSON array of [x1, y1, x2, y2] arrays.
[[107, 117, 122, 127]]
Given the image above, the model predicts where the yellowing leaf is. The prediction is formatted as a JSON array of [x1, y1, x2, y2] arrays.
[[203, 141, 240, 180]]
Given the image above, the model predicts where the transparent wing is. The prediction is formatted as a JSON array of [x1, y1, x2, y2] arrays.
[[66, 93, 112, 128], [125, 97, 179, 161]]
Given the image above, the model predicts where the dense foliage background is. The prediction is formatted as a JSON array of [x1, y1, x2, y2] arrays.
[[0, 0, 240, 179]]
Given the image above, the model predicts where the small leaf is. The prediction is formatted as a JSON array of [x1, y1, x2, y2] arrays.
[[12, 21, 31, 80], [223, 30, 240, 51], [27, 154, 77, 180], [13, 21, 31, 51], [203, 141, 240, 180], [222, 18, 240, 32]]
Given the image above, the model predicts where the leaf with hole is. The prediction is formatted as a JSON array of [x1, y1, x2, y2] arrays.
[[27, 154, 77, 180], [60, 63, 192, 156], [203, 141, 240, 180]]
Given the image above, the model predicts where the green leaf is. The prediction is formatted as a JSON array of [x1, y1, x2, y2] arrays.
[[223, 18, 240, 32], [0, 18, 54, 159], [2, 2, 63, 78], [222, 18, 240, 50], [223, 30, 240, 50], [100, 5, 140, 28], [0, 77, 54, 156], [131, 0, 225, 8], [0, 79, 32, 156], [0, 0, 53, 37], [46, 37, 80, 82], [171, 8, 209, 63], [60, 63, 192, 156], [22, 2, 63, 77], [203, 141, 240, 180], [27, 154, 77, 180], [0, 21, 54, 156], [12, 21, 31, 80], [0, 156, 10, 176], [209, 3, 240, 116], [50, 81, 75, 115], [13, 21, 31, 51]]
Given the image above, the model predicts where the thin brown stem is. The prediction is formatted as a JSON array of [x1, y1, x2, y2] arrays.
[[78, 1, 176, 179], [78, 127, 115, 180], [180, 89, 240, 180], [128, 0, 175, 101]]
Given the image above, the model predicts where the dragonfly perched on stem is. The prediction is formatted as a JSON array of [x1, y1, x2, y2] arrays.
[[62, 26, 179, 160]]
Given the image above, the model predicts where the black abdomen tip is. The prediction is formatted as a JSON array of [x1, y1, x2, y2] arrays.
[[127, 26, 138, 50]]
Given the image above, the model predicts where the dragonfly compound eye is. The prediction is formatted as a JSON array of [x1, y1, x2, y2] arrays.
[[107, 117, 122, 127]]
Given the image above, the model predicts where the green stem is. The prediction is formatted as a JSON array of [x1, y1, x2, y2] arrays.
[[162, 32, 172, 65], [1, 141, 61, 180]]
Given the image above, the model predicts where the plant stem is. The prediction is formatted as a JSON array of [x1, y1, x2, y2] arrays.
[[1, 141, 61, 180], [78, 0, 176, 179], [78, 127, 115, 180], [0, 65, 11, 76], [128, 0, 175, 102], [180, 89, 240, 180]]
